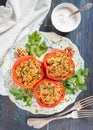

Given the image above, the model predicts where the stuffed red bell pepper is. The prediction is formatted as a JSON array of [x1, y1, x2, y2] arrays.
[[34, 79, 65, 108], [44, 49, 75, 80], [12, 56, 44, 89]]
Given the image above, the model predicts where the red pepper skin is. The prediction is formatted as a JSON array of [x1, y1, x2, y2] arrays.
[[44, 49, 75, 80], [12, 56, 44, 89], [34, 78, 65, 108]]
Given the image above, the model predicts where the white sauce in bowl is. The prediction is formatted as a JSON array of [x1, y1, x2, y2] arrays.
[[54, 7, 77, 32], [51, 3, 81, 32]]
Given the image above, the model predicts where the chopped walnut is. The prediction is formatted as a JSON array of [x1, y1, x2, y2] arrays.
[[15, 48, 27, 58], [64, 47, 75, 57], [27, 88, 33, 94]]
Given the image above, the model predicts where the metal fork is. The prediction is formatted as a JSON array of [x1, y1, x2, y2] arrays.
[[55, 95, 93, 117], [29, 109, 93, 129], [27, 96, 93, 127]]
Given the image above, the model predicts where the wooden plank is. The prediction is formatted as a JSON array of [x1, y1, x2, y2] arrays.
[[0, 0, 93, 130]]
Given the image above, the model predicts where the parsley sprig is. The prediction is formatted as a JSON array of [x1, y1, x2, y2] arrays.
[[61, 68, 89, 95], [25, 31, 47, 57], [10, 88, 32, 106]]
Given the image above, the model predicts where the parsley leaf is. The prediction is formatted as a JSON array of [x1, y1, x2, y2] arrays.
[[25, 31, 47, 57], [28, 31, 41, 44], [35, 41, 47, 57], [61, 68, 89, 95], [10, 88, 32, 106]]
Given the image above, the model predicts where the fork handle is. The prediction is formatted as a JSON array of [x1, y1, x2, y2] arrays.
[[27, 106, 75, 127], [27, 115, 69, 129], [27, 106, 76, 128]]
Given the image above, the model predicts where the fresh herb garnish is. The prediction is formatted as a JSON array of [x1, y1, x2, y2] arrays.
[[61, 68, 89, 95], [25, 31, 47, 57], [10, 88, 32, 106]]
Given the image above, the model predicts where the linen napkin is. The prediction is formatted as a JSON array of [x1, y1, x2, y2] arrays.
[[0, 0, 51, 95]]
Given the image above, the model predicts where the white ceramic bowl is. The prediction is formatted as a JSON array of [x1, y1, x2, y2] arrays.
[[51, 3, 81, 32]]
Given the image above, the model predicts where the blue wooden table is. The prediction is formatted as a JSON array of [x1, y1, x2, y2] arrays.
[[0, 0, 93, 130]]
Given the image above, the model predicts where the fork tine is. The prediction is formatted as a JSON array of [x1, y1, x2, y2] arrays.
[[79, 109, 93, 112], [79, 112, 93, 115], [81, 101, 93, 109], [79, 96, 93, 103], [78, 110, 93, 118], [81, 98, 93, 104], [78, 115, 93, 118], [78, 96, 93, 109]]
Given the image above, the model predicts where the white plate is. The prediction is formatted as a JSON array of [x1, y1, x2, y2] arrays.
[[2, 32, 84, 115]]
